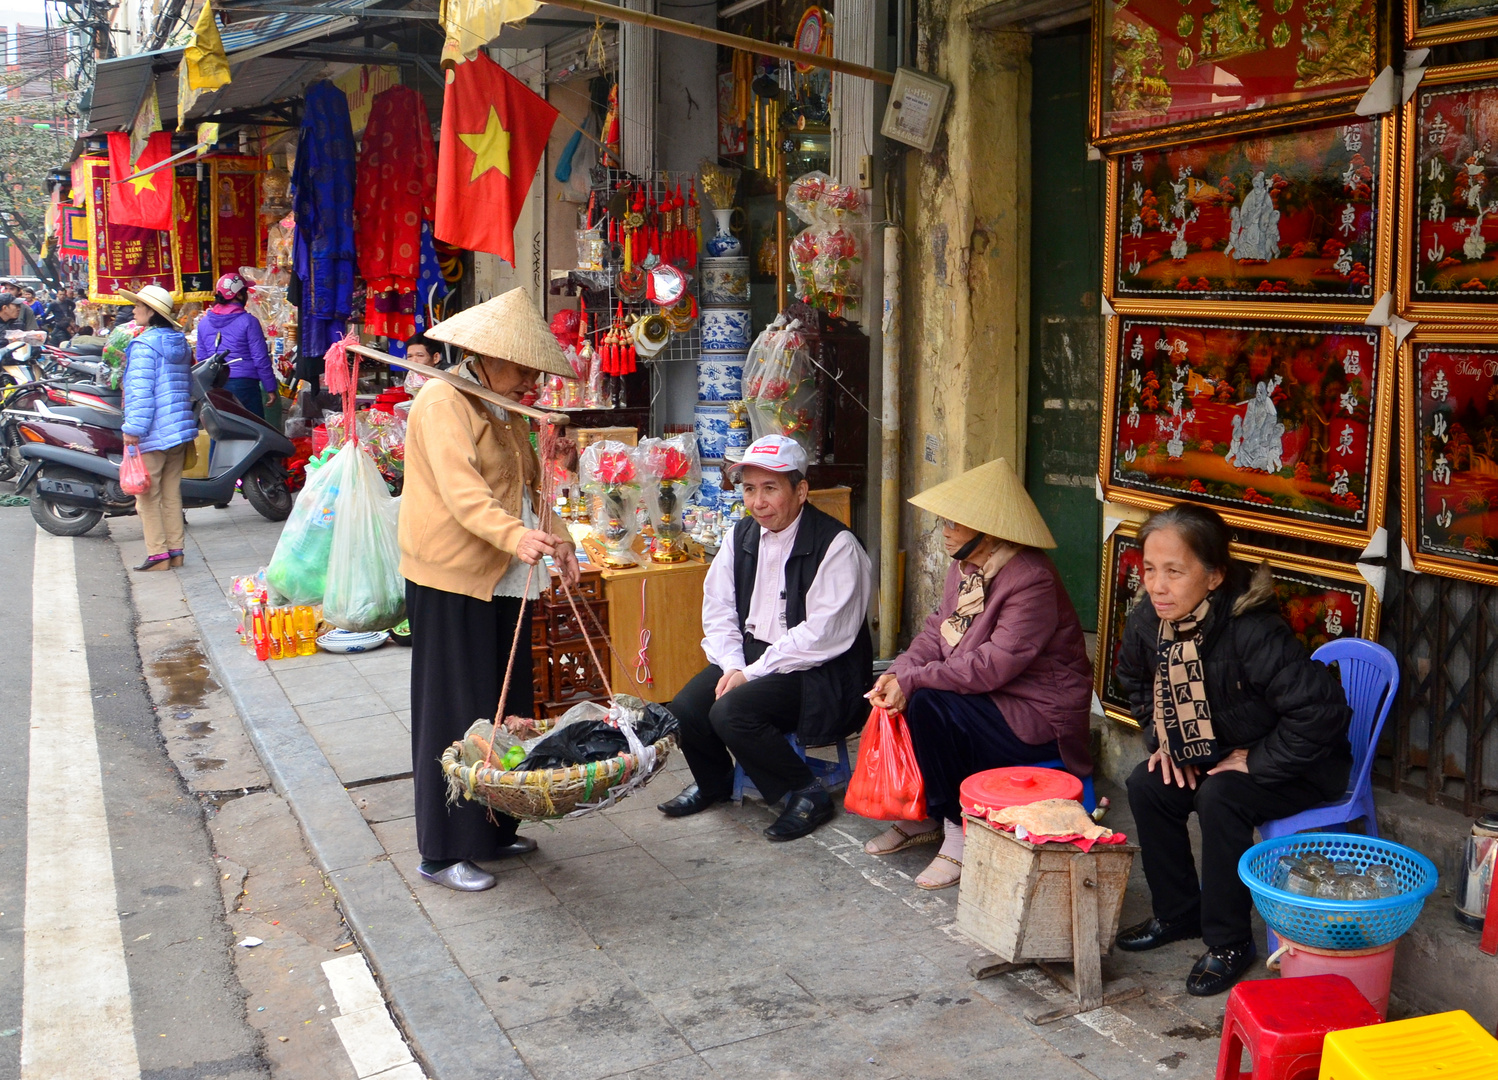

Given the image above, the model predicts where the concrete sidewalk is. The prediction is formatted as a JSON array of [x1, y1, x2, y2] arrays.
[[120, 500, 1271, 1080]]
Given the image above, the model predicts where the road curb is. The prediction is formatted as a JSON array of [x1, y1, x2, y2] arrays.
[[175, 537, 533, 1080]]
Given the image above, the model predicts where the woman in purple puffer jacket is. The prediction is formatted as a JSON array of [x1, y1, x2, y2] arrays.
[[196, 273, 275, 418]]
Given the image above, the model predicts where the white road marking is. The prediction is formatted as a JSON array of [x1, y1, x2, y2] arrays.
[[21, 529, 142, 1079], [322, 954, 427, 1079]]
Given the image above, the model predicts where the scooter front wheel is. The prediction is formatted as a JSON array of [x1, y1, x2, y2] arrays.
[[30, 492, 104, 536], [243, 461, 292, 522]]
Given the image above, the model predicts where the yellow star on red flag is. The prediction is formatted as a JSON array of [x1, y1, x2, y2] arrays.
[[458, 106, 512, 182]]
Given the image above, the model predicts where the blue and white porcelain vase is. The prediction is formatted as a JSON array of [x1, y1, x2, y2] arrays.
[[701, 308, 753, 351], [705, 209, 742, 258], [694, 404, 731, 461], [696, 353, 745, 402]]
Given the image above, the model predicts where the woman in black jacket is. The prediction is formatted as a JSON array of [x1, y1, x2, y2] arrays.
[[1114, 503, 1352, 996]]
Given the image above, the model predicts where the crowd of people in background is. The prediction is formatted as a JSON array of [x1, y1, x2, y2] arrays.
[[0, 279, 92, 343]]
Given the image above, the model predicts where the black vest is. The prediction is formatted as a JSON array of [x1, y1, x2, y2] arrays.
[[730, 503, 874, 745]]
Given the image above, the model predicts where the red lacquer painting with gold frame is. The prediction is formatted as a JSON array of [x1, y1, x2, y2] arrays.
[[1104, 113, 1394, 321], [1099, 316, 1393, 548], [1400, 328, 1498, 584], [1095, 520, 1382, 727], [1090, 0, 1391, 151]]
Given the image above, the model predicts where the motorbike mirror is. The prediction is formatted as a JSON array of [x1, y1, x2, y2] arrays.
[[214, 332, 222, 349]]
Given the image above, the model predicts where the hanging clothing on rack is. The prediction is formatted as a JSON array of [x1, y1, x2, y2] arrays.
[[356, 85, 437, 343], [292, 79, 357, 380]]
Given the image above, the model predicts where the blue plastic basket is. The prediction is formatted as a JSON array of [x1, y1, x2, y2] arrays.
[[1238, 832, 1438, 950]]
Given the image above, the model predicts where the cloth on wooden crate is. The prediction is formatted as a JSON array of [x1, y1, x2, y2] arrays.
[[983, 797, 1127, 853], [516, 703, 679, 771]]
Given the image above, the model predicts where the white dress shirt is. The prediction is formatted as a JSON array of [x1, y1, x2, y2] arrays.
[[700, 510, 872, 680]]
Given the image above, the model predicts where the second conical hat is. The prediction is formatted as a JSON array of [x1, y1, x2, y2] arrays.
[[908, 457, 1056, 549], [426, 287, 575, 377]]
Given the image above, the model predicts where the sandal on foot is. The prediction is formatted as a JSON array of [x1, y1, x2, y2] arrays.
[[864, 822, 942, 856], [915, 852, 963, 890]]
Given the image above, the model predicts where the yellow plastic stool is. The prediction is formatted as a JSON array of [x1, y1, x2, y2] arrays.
[[1320, 1010, 1498, 1079]]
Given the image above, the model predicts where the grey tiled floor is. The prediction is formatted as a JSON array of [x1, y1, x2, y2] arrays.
[[136, 501, 1263, 1080]]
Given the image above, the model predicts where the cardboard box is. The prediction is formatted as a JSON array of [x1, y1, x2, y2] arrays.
[[574, 426, 639, 450]]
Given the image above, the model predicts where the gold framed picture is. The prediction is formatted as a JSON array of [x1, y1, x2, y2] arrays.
[[1104, 114, 1395, 322], [1095, 520, 1382, 727], [1099, 315, 1394, 548], [1405, 0, 1498, 47]]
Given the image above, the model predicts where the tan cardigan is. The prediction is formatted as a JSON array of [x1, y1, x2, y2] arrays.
[[398, 378, 566, 600]]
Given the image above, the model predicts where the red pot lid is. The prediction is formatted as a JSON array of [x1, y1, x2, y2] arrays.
[[960, 766, 1083, 816]]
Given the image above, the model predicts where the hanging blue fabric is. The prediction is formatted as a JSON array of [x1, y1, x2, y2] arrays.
[[291, 79, 357, 379], [554, 128, 584, 183]]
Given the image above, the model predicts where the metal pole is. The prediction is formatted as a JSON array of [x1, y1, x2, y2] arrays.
[[878, 224, 901, 657]]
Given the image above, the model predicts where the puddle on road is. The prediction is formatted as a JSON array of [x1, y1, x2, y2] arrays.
[[191, 757, 228, 772], [184, 721, 215, 739], [147, 641, 220, 709]]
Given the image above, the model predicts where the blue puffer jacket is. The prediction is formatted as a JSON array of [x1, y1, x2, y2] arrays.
[[122, 326, 197, 452]]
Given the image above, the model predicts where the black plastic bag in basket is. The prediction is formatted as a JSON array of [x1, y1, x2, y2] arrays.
[[516, 705, 679, 771]]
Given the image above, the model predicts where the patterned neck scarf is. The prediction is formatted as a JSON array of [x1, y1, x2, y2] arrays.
[[941, 541, 1022, 647], [1153, 596, 1219, 764]]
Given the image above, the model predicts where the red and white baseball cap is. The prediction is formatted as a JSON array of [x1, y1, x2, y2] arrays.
[[726, 434, 809, 482]]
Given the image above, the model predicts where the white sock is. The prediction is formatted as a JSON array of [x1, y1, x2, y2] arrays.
[[938, 818, 965, 863]]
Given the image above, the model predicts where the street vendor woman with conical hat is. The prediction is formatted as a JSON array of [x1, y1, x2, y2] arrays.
[[864, 457, 1094, 890], [399, 287, 582, 893]]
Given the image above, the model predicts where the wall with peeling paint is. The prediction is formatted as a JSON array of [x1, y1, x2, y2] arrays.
[[897, 5, 1033, 635]]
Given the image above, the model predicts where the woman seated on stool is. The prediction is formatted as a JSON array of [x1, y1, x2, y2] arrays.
[[1113, 503, 1351, 996], [864, 458, 1094, 889]]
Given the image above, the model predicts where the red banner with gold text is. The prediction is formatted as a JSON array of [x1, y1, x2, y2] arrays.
[[83, 158, 179, 303]]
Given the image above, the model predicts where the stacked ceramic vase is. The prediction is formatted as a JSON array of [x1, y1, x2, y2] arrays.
[[695, 237, 752, 515]]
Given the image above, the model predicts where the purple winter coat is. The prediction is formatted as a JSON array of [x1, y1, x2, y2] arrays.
[[196, 304, 274, 390], [889, 548, 1096, 777]]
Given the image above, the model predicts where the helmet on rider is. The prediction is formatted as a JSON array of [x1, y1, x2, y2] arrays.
[[213, 272, 249, 305]]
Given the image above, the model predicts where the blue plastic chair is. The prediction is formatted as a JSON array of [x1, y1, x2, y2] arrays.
[[1031, 758, 1098, 814], [732, 733, 852, 803], [1259, 637, 1399, 843]]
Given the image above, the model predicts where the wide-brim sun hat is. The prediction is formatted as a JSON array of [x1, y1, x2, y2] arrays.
[[425, 287, 576, 378], [908, 456, 1057, 549], [115, 284, 181, 329]]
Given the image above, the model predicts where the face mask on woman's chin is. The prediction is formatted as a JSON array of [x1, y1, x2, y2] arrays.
[[952, 535, 983, 563]]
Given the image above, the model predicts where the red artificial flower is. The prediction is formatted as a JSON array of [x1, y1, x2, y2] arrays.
[[595, 449, 636, 484], [648, 443, 692, 481]]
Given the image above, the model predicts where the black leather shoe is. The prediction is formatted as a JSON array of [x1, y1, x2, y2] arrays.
[[1116, 912, 1202, 952], [658, 784, 728, 818], [1186, 940, 1257, 996], [492, 835, 538, 859], [764, 785, 834, 841]]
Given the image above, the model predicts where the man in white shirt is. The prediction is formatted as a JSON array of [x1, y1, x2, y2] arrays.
[[658, 436, 873, 841]]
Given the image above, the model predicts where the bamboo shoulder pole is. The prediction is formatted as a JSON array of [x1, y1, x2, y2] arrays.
[[346, 344, 572, 427], [533, 0, 896, 86]]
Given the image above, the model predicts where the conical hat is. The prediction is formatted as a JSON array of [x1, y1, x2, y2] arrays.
[[908, 457, 1056, 549], [425, 287, 575, 377]]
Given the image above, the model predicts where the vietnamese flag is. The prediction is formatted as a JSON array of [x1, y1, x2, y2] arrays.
[[435, 52, 558, 265], [107, 131, 174, 232]]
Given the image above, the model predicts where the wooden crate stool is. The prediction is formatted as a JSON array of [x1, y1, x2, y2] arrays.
[[958, 816, 1143, 1024]]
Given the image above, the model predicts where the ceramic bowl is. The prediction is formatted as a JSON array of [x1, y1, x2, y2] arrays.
[[701, 307, 753, 352], [317, 629, 390, 653], [701, 257, 751, 306], [696, 354, 745, 401], [694, 404, 730, 461]]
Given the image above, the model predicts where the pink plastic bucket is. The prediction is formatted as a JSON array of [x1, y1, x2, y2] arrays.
[[1272, 940, 1397, 1019]]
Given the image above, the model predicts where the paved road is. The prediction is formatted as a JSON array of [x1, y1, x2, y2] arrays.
[[0, 506, 264, 1080]]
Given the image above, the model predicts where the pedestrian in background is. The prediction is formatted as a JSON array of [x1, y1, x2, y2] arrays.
[[118, 285, 197, 572], [195, 273, 276, 419]]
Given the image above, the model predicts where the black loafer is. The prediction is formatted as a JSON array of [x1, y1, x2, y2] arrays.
[[1116, 912, 1202, 952], [658, 784, 729, 818], [764, 786, 834, 842], [1186, 940, 1257, 996]]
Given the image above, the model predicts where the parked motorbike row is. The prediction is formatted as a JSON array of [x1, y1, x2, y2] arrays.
[[0, 336, 296, 536]]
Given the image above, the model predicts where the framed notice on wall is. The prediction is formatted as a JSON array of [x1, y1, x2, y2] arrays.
[[1100, 315, 1393, 547], [1104, 114, 1394, 321], [1096, 520, 1381, 727]]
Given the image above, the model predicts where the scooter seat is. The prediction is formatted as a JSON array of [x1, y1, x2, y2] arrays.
[[49, 405, 124, 431], [66, 343, 105, 356]]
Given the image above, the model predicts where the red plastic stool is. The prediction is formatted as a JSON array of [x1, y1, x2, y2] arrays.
[[1216, 974, 1382, 1080]]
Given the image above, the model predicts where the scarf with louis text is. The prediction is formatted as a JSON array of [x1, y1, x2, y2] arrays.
[[941, 541, 1023, 647], [1153, 597, 1219, 764]]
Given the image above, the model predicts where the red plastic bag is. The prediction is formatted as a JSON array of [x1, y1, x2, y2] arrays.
[[844, 706, 927, 821], [120, 445, 150, 496]]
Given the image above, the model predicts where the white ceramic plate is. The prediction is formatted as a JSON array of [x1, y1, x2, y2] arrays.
[[317, 629, 390, 653]]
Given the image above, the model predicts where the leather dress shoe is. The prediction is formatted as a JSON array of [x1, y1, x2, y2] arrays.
[[658, 783, 728, 818], [764, 785, 835, 842], [491, 836, 538, 859], [1116, 912, 1202, 952], [418, 860, 496, 892], [1186, 939, 1257, 996]]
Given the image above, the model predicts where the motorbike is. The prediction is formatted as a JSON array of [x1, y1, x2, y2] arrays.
[[5, 345, 296, 536]]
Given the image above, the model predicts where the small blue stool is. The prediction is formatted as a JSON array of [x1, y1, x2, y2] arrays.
[[732, 733, 853, 803], [1032, 758, 1097, 814]]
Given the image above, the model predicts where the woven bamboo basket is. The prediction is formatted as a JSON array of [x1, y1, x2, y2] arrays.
[[441, 735, 676, 821]]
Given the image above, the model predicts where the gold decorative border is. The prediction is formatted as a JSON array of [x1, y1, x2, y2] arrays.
[[1088, 0, 1393, 152], [1094, 519, 1383, 728], [1102, 113, 1397, 323], [1399, 327, 1498, 584], [1404, 0, 1498, 47], [1398, 61, 1498, 323], [1098, 315, 1395, 548]]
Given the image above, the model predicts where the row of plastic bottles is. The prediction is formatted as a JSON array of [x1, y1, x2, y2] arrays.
[[244, 604, 320, 661], [1275, 852, 1402, 900]]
